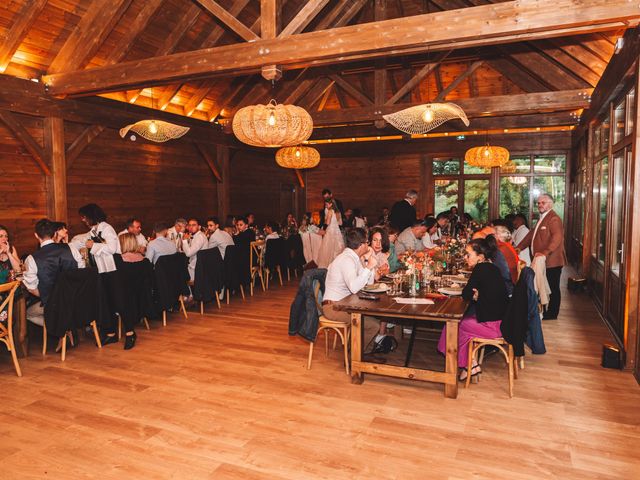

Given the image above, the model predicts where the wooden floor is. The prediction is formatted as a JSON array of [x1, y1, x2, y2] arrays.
[[2, 272, 640, 480]]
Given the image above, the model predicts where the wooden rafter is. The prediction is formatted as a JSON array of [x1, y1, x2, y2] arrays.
[[488, 57, 548, 93], [158, 85, 183, 111], [279, 0, 331, 37], [294, 169, 305, 188], [530, 40, 601, 87], [196, 0, 259, 42], [311, 89, 592, 125], [386, 50, 452, 105], [66, 125, 105, 170], [328, 74, 373, 106], [317, 84, 333, 111], [261, 0, 277, 38], [0, 0, 47, 73], [47, 0, 133, 74], [208, 77, 253, 121], [195, 143, 223, 182], [185, 85, 213, 117], [435, 60, 484, 101], [301, 78, 335, 111], [0, 110, 50, 175], [43, 0, 640, 96]]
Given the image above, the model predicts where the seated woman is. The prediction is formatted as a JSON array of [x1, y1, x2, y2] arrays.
[[52, 221, 69, 243], [0, 225, 22, 283], [120, 233, 145, 262], [437, 238, 508, 381], [386, 226, 401, 273], [369, 227, 391, 276], [494, 225, 519, 284]]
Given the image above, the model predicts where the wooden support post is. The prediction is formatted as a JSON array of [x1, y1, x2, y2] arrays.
[[44, 117, 67, 222], [374, 0, 387, 129], [217, 145, 230, 220]]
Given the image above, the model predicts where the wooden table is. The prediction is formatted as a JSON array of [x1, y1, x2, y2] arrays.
[[334, 294, 468, 398]]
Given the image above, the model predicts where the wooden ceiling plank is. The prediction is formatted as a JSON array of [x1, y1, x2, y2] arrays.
[[48, 0, 133, 74], [101, 0, 164, 66], [435, 60, 484, 101], [158, 84, 183, 111], [185, 85, 214, 117], [279, 0, 331, 37], [550, 40, 607, 76], [487, 57, 548, 93], [201, 0, 253, 47], [0, 110, 50, 175], [531, 40, 601, 87], [195, 0, 259, 42], [311, 88, 592, 125], [300, 78, 335, 111], [328, 74, 373, 106], [208, 77, 253, 121], [386, 50, 452, 105], [317, 84, 333, 111], [0, 0, 48, 73], [195, 143, 223, 182], [66, 125, 105, 170], [44, 0, 640, 96]]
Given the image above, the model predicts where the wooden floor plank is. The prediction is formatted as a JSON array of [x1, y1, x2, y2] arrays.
[[1, 271, 639, 479]]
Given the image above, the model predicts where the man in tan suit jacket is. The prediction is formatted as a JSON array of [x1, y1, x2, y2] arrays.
[[516, 193, 566, 319]]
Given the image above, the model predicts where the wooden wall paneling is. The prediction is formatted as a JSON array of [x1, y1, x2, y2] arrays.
[[217, 145, 230, 221], [65, 125, 105, 170], [44, 117, 67, 223], [0, 113, 47, 254], [0, 110, 50, 176]]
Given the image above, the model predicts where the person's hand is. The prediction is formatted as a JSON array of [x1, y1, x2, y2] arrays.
[[182, 232, 191, 241], [318, 229, 326, 237], [86, 239, 94, 249], [472, 288, 479, 301], [378, 263, 389, 276], [0, 243, 8, 254]]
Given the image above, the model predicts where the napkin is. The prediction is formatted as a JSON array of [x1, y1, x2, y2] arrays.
[[393, 298, 434, 305]]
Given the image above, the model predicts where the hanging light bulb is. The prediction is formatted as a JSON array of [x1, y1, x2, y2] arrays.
[[422, 109, 434, 122], [295, 147, 301, 157], [268, 111, 276, 126], [148, 121, 158, 135], [484, 147, 490, 157]]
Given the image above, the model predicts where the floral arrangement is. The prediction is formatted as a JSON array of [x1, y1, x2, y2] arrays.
[[398, 250, 431, 273]]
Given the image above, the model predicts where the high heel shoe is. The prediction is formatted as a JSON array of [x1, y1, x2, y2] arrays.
[[124, 332, 137, 350], [100, 334, 118, 346]]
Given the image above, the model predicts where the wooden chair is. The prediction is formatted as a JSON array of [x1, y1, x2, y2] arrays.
[[162, 297, 188, 326], [0, 281, 22, 376], [307, 281, 350, 375], [58, 321, 102, 362], [249, 241, 266, 295], [465, 337, 518, 398]]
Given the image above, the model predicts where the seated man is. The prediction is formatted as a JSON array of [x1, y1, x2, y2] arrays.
[[234, 216, 256, 246], [206, 216, 234, 259], [167, 218, 187, 249], [182, 217, 208, 281], [263, 221, 280, 253], [23, 218, 85, 326], [395, 221, 428, 255], [118, 217, 147, 253], [322, 228, 378, 323], [422, 217, 438, 249], [145, 221, 177, 264]]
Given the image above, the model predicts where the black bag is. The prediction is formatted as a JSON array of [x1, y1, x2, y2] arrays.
[[369, 335, 398, 354], [601, 344, 622, 369]]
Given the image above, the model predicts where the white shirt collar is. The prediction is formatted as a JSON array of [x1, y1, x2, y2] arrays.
[[41, 239, 55, 247]]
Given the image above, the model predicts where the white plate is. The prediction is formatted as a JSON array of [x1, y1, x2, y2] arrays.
[[438, 287, 463, 296], [459, 269, 472, 275], [362, 283, 389, 293]]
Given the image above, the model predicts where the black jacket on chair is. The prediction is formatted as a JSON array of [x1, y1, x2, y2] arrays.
[[44, 268, 110, 337], [193, 248, 224, 302], [288, 268, 327, 342], [265, 237, 288, 273], [153, 253, 190, 311], [118, 259, 154, 331], [286, 234, 305, 271], [389, 199, 417, 232], [223, 245, 243, 292]]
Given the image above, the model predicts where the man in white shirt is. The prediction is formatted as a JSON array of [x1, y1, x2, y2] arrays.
[[118, 218, 147, 253], [23, 219, 85, 326], [396, 221, 428, 255], [182, 217, 208, 281], [206, 216, 234, 259], [167, 218, 187, 249], [322, 228, 378, 323], [145, 222, 177, 264]]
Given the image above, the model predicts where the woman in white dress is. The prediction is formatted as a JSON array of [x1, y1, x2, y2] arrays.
[[316, 200, 345, 268]]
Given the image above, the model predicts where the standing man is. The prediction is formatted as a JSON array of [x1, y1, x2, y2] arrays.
[[318, 188, 345, 230], [389, 189, 418, 233], [516, 193, 566, 320]]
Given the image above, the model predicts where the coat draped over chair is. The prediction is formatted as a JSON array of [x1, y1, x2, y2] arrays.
[[288, 268, 327, 342]]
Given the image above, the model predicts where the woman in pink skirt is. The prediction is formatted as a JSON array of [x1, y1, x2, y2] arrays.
[[437, 238, 508, 381]]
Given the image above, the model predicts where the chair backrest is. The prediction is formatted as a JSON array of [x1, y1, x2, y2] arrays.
[[194, 248, 224, 301], [286, 234, 305, 269], [154, 252, 190, 309], [265, 238, 287, 270], [0, 281, 20, 338], [118, 259, 154, 324]]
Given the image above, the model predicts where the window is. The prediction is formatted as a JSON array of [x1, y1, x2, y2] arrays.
[[597, 157, 609, 263], [532, 176, 565, 222], [613, 99, 625, 145], [601, 115, 610, 153], [610, 152, 625, 275], [434, 179, 459, 214], [626, 88, 635, 137], [499, 177, 530, 219], [433, 158, 460, 175], [464, 179, 489, 222], [534, 155, 566, 174]]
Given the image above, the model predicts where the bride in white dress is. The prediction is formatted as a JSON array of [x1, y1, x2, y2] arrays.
[[316, 200, 345, 268]]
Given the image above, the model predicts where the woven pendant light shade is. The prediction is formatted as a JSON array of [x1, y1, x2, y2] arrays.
[[275, 145, 320, 169], [434, 179, 450, 187], [465, 144, 510, 168], [500, 161, 517, 174], [119, 120, 190, 143], [383, 102, 469, 134], [508, 176, 527, 185], [233, 99, 313, 147]]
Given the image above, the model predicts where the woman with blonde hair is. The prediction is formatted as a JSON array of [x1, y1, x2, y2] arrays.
[[119, 233, 144, 263]]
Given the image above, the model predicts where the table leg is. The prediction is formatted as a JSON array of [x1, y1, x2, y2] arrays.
[[13, 296, 28, 358], [444, 320, 459, 399], [350, 313, 364, 384]]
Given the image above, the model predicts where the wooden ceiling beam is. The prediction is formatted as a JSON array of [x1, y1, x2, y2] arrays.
[[195, 0, 259, 42], [195, 143, 223, 182], [279, 0, 331, 37], [101, 0, 164, 66], [201, 0, 253, 47], [435, 60, 484, 101], [530, 40, 601, 87], [386, 50, 452, 105], [208, 77, 253, 121], [47, 0, 133, 74], [328, 74, 373, 106], [0, 110, 50, 175], [300, 78, 335, 111], [185, 85, 213, 117], [261, 0, 278, 38], [487, 57, 548, 93], [158, 84, 183, 111], [66, 125, 105, 170], [44, 0, 638, 96], [311, 89, 592, 125], [0, 0, 48, 73]]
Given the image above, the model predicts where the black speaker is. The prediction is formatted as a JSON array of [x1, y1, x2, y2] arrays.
[[601, 344, 622, 369], [568, 277, 586, 293]]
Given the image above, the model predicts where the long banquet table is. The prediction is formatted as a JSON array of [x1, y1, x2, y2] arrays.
[[334, 293, 468, 398]]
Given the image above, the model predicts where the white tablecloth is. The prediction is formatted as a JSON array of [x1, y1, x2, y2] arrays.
[[300, 231, 322, 264]]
